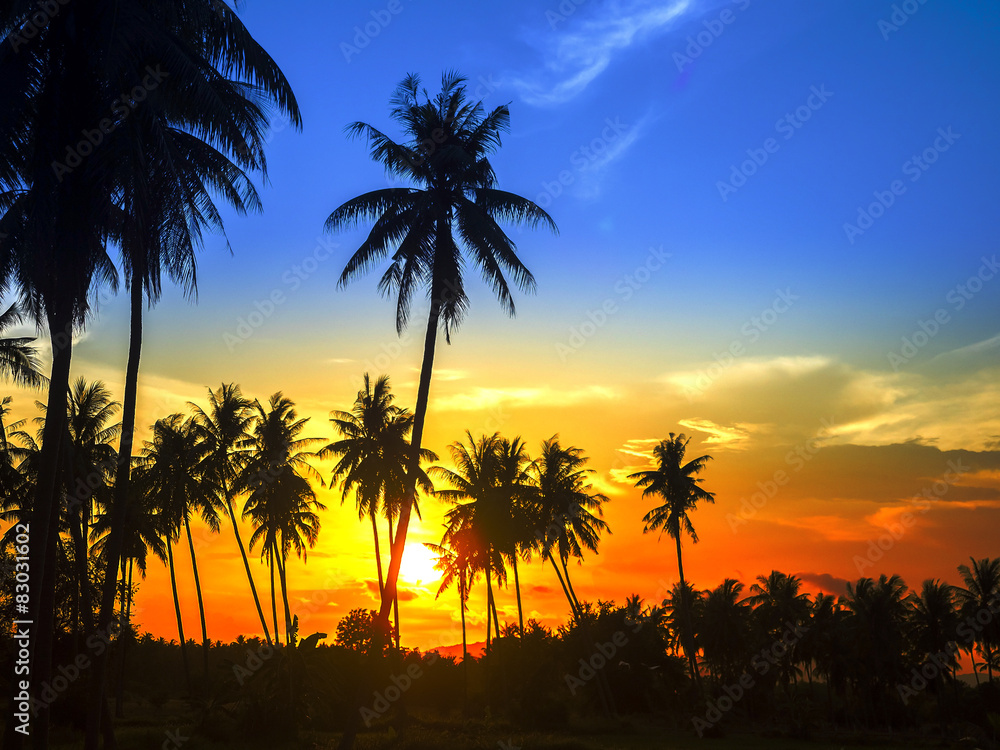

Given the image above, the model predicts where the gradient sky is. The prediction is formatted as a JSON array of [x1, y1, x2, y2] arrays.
[[3, 0, 1000, 650]]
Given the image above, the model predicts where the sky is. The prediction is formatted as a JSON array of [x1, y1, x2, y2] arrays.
[[3, 0, 1000, 651]]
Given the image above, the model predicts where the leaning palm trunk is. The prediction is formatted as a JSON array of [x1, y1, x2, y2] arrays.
[[184, 515, 211, 676], [376, 286, 442, 638], [225, 494, 272, 644], [87, 273, 143, 747], [512, 555, 525, 640], [371, 509, 385, 596], [387, 516, 401, 650], [166, 536, 192, 695]]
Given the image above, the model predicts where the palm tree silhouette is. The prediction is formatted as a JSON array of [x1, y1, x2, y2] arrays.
[[0, 304, 45, 388], [136, 414, 221, 685], [240, 393, 324, 645], [325, 71, 556, 653], [700, 578, 749, 685], [957, 557, 1000, 682], [434, 432, 508, 653], [321, 373, 434, 649], [532, 437, 610, 620], [629, 433, 714, 682], [190, 383, 272, 645]]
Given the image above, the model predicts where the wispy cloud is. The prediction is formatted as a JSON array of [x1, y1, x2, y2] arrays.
[[514, 0, 693, 106], [434, 385, 619, 412], [678, 418, 758, 449]]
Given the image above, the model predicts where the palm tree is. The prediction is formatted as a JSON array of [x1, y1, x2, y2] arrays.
[[700, 579, 750, 685], [89, 476, 166, 716], [190, 383, 272, 645], [629, 433, 715, 682], [531, 437, 610, 620], [434, 432, 508, 653], [240, 393, 324, 645], [747, 571, 810, 690], [844, 574, 911, 726], [426, 526, 479, 707], [0, 303, 45, 388], [957, 557, 1000, 682], [321, 373, 434, 649], [325, 71, 556, 653], [62, 379, 121, 637], [135, 414, 220, 687], [493, 436, 535, 639]]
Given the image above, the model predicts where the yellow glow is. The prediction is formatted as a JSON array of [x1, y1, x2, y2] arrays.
[[400, 542, 441, 586]]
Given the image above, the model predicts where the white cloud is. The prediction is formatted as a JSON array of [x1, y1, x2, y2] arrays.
[[514, 0, 693, 106]]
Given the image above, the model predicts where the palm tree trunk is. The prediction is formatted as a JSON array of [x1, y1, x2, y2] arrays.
[[184, 515, 210, 677], [387, 516, 400, 650], [375, 291, 442, 632], [548, 554, 578, 617], [371, 509, 385, 597], [269, 545, 280, 645], [485, 564, 493, 709], [86, 276, 144, 750], [460, 570, 468, 712], [166, 536, 192, 695], [28, 304, 74, 750], [337, 289, 443, 750], [115, 559, 134, 717], [275, 540, 293, 645], [674, 534, 701, 684], [226, 495, 272, 645], [561, 558, 583, 613], [512, 554, 525, 640]]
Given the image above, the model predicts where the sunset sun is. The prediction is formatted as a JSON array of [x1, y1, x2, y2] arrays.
[[399, 542, 441, 586]]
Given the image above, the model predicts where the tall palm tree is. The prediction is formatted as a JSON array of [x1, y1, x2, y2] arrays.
[[321, 373, 434, 648], [531, 437, 610, 620], [190, 383, 272, 645], [0, 303, 45, 388], [239, 393, 324, 645], [957, 557, 1000, 682], [629, 433, 714, 682], [325, 71, 556, 653]]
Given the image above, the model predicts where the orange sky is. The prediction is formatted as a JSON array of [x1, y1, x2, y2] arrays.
[[5, 329, 999, 651]]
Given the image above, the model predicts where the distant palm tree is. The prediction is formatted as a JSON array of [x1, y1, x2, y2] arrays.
[[957, 557, 1000, 682], [629, 433, 714, 682], [426, 526, 479, 707], [326, 71, 556, 651], [747, 571, 810, 690], [434, 432, 507, 652], [531, 437, 610, 620], [190, 383, 272, 645], [136, 414, 219, 688], [240, 393, 324, 645], [493, 436, 535, 639], [700, 579, 750, 685], [0, 304, 46, 388], [0, 397, 32, 532], [321, 373, 435, 649], [844, 574, 910, 725]]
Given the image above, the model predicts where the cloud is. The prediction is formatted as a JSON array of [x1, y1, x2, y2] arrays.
[[678, 418, 758, 449], [434, 384, 619, 412], [797, 572, 851, 596], [514, 0, 693, 106]]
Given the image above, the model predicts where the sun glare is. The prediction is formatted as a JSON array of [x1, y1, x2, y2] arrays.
[[399, 542, 441, 585]]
